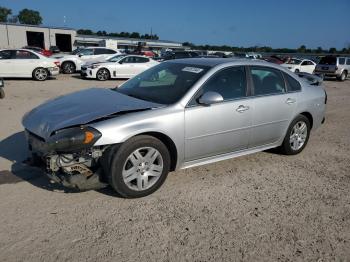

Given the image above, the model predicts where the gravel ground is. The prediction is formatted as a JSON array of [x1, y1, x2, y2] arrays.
[[0, 74, 349, 262]]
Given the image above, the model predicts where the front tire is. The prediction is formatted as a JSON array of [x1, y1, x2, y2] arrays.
[[61, 62, 76, 74], [280, 115, 311, 155], [107, 135, 170, 198], [32, 67, 49, 81], [337, 71, 347, 81], [96, 68, 110, 81]]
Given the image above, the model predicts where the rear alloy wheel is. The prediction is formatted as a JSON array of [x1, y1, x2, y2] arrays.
[[107, 135, 170, 198], [280, 114, 310, 155], [33, 68, 49, 81], [62, 62, 76, 74], [96, 68, 110, 81]]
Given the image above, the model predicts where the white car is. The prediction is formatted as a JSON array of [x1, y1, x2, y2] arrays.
[[53, 47, 121, 74], [81, 55, 159, 81], [281, 58, 316, 74], [0, 49, 60, 81]]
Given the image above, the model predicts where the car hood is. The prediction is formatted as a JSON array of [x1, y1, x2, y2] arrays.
[[22, 88, 162, 140]]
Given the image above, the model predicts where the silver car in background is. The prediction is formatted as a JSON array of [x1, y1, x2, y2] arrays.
[[314, 56, 350, 81], [22, 59, 326, 198]]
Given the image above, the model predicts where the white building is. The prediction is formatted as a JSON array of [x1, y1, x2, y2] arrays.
[[0, 23, 76, 52], [0, 23, 184, 53]]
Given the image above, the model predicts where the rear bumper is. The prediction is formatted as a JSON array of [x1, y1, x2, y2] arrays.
[[48, 67, 60, 76]]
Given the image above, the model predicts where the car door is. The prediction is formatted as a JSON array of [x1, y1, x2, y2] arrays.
[[184, 66, 253, 161], [132, 57, 151, 75], [116, 56, 137, 77], [248, 66, 298, 148], [0, 50, 15, 77], [77, 48, 95, 62]]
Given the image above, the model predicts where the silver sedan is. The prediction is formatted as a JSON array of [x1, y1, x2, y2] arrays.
[[23, 58, 326, 198]]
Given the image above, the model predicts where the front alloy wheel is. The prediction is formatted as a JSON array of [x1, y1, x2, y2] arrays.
[[289, 121, 308, 151], [106, 135, 170, 198], [122, 147, 164, 191], [96, 68, 110, 81]]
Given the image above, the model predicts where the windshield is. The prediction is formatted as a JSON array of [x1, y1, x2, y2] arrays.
[[107, 54, 126, 62], [116, 62, 210, 104], [287, 59, 302, 65], [318, 56, 337, 65]]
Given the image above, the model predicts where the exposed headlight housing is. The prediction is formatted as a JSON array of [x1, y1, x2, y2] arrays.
[[48, 127, 102, 153]]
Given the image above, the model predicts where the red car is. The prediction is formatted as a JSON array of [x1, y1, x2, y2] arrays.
[[138, 50, 156, 58], [23, 46, 53, 57]]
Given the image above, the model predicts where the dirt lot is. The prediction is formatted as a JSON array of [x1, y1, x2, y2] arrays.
[[0, 74, 349, 262]]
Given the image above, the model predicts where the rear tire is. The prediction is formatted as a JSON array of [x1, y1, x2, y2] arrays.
[[32, 67, 49, 81], [62, 61, 76, 74], [106, 135, 170, 198], [279, 114, 311, 155]]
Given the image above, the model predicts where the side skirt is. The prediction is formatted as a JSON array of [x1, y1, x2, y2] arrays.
[[180, 142, 281, 170]]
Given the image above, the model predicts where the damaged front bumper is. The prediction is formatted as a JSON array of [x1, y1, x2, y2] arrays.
[[26, 130, 108, 190]]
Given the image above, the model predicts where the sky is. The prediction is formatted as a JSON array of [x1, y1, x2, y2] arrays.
[[1, 0, 349, 49]]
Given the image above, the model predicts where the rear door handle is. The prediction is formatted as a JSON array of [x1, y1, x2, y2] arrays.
[[286, 98, 296, 105], [236, 105, 250, 113]]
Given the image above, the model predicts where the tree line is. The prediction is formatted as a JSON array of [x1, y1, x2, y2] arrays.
[[183, 43, 350, 54], [77, 29, 159, 40]]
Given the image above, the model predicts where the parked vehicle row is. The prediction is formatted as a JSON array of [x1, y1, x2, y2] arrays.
[[280, 58, 316, 74], [314, 56, 350, 81], [23, 58, 327, 197]]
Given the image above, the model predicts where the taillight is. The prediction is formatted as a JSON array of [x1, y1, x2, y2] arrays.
[[54, 61, 60, 67]]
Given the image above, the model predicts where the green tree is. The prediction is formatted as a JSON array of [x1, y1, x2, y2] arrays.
[[18, 8, 42, 25], [130, 32, 140, 38], [77, 29, 94, 35], [315, 47, 323, 53], [329, 47, 337, 54], [0, 6, 11, 22], [297, 45, 306, 53]]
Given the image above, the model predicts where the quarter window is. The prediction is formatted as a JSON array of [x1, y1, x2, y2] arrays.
[[346, 59, 350, 65], [338, 58, 345, 65], [192, 66, 247, 104], [284, 73, 301, 92], [250, 67, 286, 96]]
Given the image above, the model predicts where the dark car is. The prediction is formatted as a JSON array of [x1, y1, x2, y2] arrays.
[[49, 46, 60, 53], [163, 51, 199, 60]]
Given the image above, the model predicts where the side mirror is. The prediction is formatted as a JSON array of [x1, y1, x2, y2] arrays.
[[198, 91, 224, 106], [118, 60, 123, 64], [78, 54, 83, 57]]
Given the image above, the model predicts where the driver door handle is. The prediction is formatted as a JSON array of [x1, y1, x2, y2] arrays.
[[236, 105, 250, 113], [286, 98, 296, 105]]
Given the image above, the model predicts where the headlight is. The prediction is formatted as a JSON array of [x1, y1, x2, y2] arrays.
[[88, 64, 100, 69], [48, 127, 102, 152]]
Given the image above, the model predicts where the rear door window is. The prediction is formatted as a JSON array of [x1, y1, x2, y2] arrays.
[[250, 67, 286, 96], [338, 58, 345, 65], [15, 50, 38, 59], [346, 59, 350, 65]]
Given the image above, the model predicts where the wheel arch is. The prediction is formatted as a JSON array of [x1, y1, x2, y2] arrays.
[[299, 111, 313, 129], [131, 131, 178, 171]]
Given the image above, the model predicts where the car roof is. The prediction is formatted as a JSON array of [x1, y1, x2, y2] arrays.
[[166, 58, 270, 67]]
